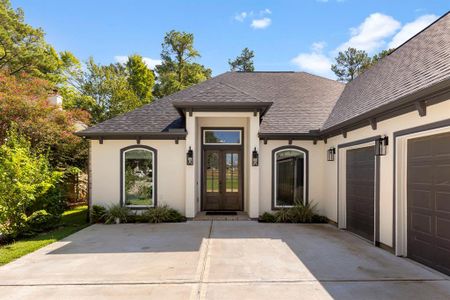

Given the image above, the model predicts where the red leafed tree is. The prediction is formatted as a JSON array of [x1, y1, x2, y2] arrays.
[[0, 71, 90, 170]]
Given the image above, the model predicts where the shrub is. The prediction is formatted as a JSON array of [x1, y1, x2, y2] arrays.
[[274, 208, 292, 223], [91, 205, 106, 223], [260, 200, 328, 224], [259, 212, 276, 223], [142, 205, 186, 223], [288, 200, 317, 223], [103, 204, 129, 224], [24, 210, 60, 235], [0, 126, 62, 238]]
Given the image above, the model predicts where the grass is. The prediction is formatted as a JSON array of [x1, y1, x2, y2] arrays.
[[0, 205, 89, 266]]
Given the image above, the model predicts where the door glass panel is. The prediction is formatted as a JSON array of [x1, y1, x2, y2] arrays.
[[206, 152, 219, 193], [204, 130, 241, 144], [226, 153, 239, 192]]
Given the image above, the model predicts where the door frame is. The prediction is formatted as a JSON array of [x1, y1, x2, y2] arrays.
[[201, 127, 244, 211]]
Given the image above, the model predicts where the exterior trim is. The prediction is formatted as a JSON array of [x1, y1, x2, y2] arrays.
[[200, 127, 244, 211], [392, 118, 450, 252], [338, 135, 382, 149], [119, 145, 158, 210], [271, 145, 309, 210], [173, 101, 273, 118], [77, 131, 187, 140]]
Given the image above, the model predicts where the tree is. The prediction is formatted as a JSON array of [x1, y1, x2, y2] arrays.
[[331, 47, 371, 82], [0, 71, 90, 169], [228, 48, 255, 72], [367, 48, 394, 67], [154, 30, 211, 98], [62, 57, 154, 123], [0, 125, 62, 238], [126, 54, 155, 102], [0, 0, 75, 83]]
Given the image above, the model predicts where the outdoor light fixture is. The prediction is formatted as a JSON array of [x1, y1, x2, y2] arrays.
[[375, 136, 389, 156], [186, 146, 194, 165], [327, 147, 336, 161], [252, 147, 259, 166]]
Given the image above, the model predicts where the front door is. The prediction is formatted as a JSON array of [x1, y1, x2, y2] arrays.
[[203, 149, 243, 211]]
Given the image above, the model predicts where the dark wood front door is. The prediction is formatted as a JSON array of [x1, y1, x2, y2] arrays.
[[203, 149, 243, 211]]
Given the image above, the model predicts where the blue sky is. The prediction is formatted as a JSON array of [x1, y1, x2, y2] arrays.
[[12, 0, 449, 78]]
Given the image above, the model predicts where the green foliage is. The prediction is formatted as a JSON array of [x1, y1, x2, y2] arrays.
[[229, 48, 255, 72], [0, 0, 78, 83], [259, 200, 327, 223], [90, 205, 106, 223], [103, 204, 130, 224], [154, 30, 211, 98], [24, 210, 60, 235], [0, 126, 62, 238], [259, 212, 276, 223], [288, 200, 317, 223], [331, 47, 371, 82], [126, 54, 155, 101], [63, 57, 154, 123], [141, 205, 186, 223]]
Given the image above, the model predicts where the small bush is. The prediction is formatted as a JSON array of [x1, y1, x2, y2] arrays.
[[275, 208, 292, 223], [142, 205, 186, 223], [259, 212, 276, 223], [24, 210, 60, 235], [260, 200, 328, 224], [103, 204, 129, 224], [91, 205, 106, 223]]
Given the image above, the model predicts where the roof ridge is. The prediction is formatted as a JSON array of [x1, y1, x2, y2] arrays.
[[219, 81, 265, 102]]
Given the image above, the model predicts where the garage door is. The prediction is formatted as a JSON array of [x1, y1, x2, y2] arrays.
[[407, 132, 450, 275], [346, 146, 375, 242]]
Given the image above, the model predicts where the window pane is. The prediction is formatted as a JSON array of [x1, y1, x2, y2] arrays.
[[275, 150, 305, 206], [124, 149, 153, 206], [204, 130, 241, 144], [206, 152, 219, 193], [226, 153, 239, 192]]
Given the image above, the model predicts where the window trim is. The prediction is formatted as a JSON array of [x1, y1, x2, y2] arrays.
[[203, 129, 242, 145], [272, 145, 309, 209], [120, 145, 157, 209]]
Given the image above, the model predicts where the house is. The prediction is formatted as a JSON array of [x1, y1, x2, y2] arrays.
[[77, 12, 450, 275]]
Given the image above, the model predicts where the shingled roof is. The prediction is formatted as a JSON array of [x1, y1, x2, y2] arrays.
[[323, 12, 450, 131], [78, 72, 344, 136], [78, 12, 450, 139]]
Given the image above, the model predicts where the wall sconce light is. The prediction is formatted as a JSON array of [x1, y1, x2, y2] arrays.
[[186, 146, 194, 165], [375, 136, 389, 156], [327, 147, 336, 161], [252, 147, 259, 166]]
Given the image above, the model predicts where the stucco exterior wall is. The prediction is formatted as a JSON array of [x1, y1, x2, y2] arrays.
[[90, 139, 186, 213], [322, 99, 450, 248]]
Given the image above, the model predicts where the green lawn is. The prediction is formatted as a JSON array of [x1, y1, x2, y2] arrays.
[[0, 205, 89, 266]]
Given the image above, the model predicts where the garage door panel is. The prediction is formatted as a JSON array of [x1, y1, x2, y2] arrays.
[[346, 146, 375, 242], [407, 131, 450, 276], [408, 189, 432, 209]]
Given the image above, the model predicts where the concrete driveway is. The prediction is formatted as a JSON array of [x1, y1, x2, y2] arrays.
[[0, 221, 449, 300]]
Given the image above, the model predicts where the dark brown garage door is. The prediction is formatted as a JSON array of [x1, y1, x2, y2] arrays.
[[407, 132, 450, 275], [346, 146, 375, 242]]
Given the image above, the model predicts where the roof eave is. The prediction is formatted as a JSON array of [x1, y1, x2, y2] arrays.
[[172, 101, 273, 117]]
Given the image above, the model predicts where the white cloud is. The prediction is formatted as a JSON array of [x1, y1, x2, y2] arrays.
[[388, 14, 437, 48], [260, 8, 271, 15], [337, 13, 401, 53], [291, 42, 334, 78], [251, 17, 272, 29], [234, 12, 247, 22], [114, 56, 161, 69]]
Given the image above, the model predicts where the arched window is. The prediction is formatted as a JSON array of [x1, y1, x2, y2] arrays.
[[121, 146, 157, 208], [273, 147, 308, 208]]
